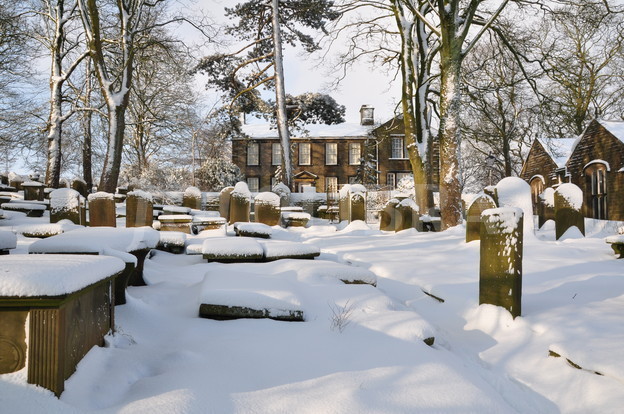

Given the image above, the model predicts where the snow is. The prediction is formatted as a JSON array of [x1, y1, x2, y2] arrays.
[[21, 181, 44, 187], [162, 205, 191, 214], [158, 214, 192, 222], [495, 177, 534, 236], [540, 187, 555, 208], [50, 188, 81, 211], [202, 237, 264, 257], [482, 207, 523, 234], [555, 183, 583, 210], [87, 192, 113, 202], [16, 220, 81, 237], [254, 192, 280, 206], [235, 222, 272, 237], [0, 255, 125, 296], [242, 122, 372, 139], [127, 190, 153, 202], [231, 181, 252, 199], [282, 212, 311, 220], [605, 234, 624, 243], [0, 230, 17, 249], [259, 240, 320, 259], [597, 119, 624, 144], [583, 159, 610, 172], [537, 137, 577, 167], [1, 202, 46, 211], [2, 212, 624, 413], [184, 186, 201, 198]]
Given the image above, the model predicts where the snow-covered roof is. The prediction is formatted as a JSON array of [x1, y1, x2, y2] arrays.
[[598, 119, 624, 144], [536, 137, 577, 168], [241, 122, 373, 139]]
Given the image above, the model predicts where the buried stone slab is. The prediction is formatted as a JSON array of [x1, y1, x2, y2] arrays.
[[202, 237, 264, 262], [554, 183, 585, 240], [479, 207, 523, 318], [281, 211, 310, 227], [234, 222, 272, 239], [466, 194, 497, 242], [157, 231, 187, 254], [198, 304, 304, 321], [259, 240, 320, 261]]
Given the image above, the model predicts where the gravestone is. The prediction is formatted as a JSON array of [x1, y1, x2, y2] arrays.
[[71, 178, 89, 198], [395, 198, 419, 232], [537, 187, 555, 229], [182, 186, 202, 210], [87, 192, 116, 227], [219, 186, 234, 222], [22, 181, 45, 201], [126, 190, 153, 228], [379, 199, 400, 231], [50, 188, 85, 224], [254, 192, 281, 226], [229, 182, 251, 224], [272, 182, 291, 207], [554, 183, 585, 240], [158, 214, 192, 234], [479, 207, 523, 318], [466, 194, 497, 242]]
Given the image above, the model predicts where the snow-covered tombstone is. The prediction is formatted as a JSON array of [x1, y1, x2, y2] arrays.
[[338, 184, 351, 222], [50, 188, 85, 225], [182, 186, 202, 210], [350, 184, 367, 222], [537, 187, 555, 229], [554, 183, 585, 240], [87, 192, 116, 227], [466, 194, 497, 242], [272, 182, 291, 207], [8, 172, 24, 190], [254, 192, 281, 226], [379, 198, 400, 232], [229, 182, 251, 224], [281, 211, 311, 228], [219, 186, 234, 222], [70, 177, 88, 198], [126, 190, 153, 228], [479, 207, 523, 318], [396, 197, 420, 232], [158, 214, 193, 234], [495, 177, 534, 236], [22, 181, 45, 201]]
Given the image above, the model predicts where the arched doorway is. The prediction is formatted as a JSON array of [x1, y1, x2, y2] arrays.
[[584, 162, 608, 220], [529, 176, 545, 214]]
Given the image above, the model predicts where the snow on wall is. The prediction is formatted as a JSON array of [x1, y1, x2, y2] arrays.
[[87, 192, 114, 202]]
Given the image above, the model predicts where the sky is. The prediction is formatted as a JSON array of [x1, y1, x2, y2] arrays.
[[192, 0, 401, 124]]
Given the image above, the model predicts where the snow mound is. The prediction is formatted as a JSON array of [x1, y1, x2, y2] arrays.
[[0, 230, 17, 249]]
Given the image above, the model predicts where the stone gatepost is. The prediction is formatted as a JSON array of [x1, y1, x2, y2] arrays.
[[537, 187, 555, 229], [126, 190, 153, 228], [87, 192, 116, 227], [479, 207, 523, 318], [219, 187, 234, 222], [22, 181, 45, 201], [71, 178, 88, 198], [379, 198, 399, 231], [254, 192, 281, 226], [50, 188, 85, 224], [229, 182, 251, 224], [395, 198, 419, 232], [466, 194, 497, 242], [182, 186, 202, 210], [554, 183, 585, 240]]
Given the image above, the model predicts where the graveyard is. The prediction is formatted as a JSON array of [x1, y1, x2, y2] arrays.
[[0, 179, 623, 413]]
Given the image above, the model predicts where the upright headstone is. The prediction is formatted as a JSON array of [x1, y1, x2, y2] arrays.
[[466, 194, 497, 242], [87, 192, 116, 227], [219, 186, 234, 223], [537, 187, 555, 229], [395, 198, 419, 232], [379, 198, 400, 231], [254, 192, 281, 226], [182, 186, 202, 210], [349, 184, 367, 222], [71, 178, 89, 198], [229, 182, 251, 224], [495, 177, 534, 236], [338, 185, 351, 222], [50, 188, 85, 224], [126, 190, 153, 228], [22, 181, 45, 201], [479, 207, 523, 318], [554, 183, 585, 240]]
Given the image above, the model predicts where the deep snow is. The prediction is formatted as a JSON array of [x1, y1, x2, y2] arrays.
[[0, 209, 623, 413]]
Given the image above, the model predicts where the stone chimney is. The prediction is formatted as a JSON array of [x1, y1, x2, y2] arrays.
[[360, 105, 374, 125]]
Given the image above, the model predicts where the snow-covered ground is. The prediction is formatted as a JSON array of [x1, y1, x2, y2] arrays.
[[1, 211, 623, 413]]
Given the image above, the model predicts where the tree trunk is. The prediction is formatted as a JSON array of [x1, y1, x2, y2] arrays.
[[271, 0, 293, 190], [99, 103, 127, 192]]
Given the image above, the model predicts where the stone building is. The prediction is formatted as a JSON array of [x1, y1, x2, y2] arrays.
[[521, 119, 624, 221], [232, 106, 415, 193]]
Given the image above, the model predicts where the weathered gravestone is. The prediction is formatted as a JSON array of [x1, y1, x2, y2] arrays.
[[379, 198, 400, 231], [466, 194, 497, 242], [159, 214, 192, 234], [71, 178, 89, 198], [22, 181, 45, 201], [338, 185, 351, 222], [479, 207, 523, 318], [254, 192, 281, 226], [349, 185, 367, 222], [219, 186, 234, 223], [537, 187, 555, 229], [554, 183, 585, 240], [495, 177, 534, 237], [87, 192, 116, 227], [182, 186, 202, 210], [395, 198, 420, 232], [50, 188, 85, 224], [126, 190, 153, 228], [229, 182, 251, 224]]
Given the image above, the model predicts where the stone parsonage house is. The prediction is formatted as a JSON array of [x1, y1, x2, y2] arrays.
[[520, 119, 624, 221], [232, 106, 414, 193]]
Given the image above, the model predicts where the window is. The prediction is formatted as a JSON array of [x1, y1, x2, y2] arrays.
[[396, 172, 412, 187], [391, 136, 406, 159], [326, 143, 338, 165], [586, 163, 608, 220], [325, 176, 338, 192], [299, 142, 311, 165], [247, 177, 259, 193], [349, 143, 361, 165], [247, 142, 259, 165], [387, 173, 396, 188], [530, 177, 544, 212], [272, 143, 282, 166]]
